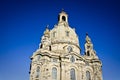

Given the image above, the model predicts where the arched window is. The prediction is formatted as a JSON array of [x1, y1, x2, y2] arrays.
[[52, 67, 57, 80], [36, 66, 40, 78], [37, 55, 41, 60], [87, 51, 90, 56], [66, 31, 69, 37], [86, 71, 91, 80], [40, 44, 43, 48], [49, 45, 51, 51], [53, 31, 56, 37], [70, 68, 76, 80], [62, 16, 66, 21], [70, 56, 75, 63], [67, 46, 72, 53]]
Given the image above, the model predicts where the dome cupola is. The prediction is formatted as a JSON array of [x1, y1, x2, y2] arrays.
[[58, 10, 68, 23]]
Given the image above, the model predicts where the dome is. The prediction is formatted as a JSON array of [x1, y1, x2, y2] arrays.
[[48, 11, 80, 54], [39, 11, 80, 54], [50, 11, 79, 47], [50, 24, 79, 47]]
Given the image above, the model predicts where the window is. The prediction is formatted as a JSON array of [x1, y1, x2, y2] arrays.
[[40, 44, 43, 48], [49, 46, 51, 51], [66, 31, 69, 37], [85, 62, 89, 66], [31, 75, 33, 80], [36, 66, 40, 78], [53, 58, 57, 63], [52, 67, 57, 80], [87, 45, 90, 49], [67, 46, 72, 53], [86, 71, 91, 80], [70, 56, 75, 63], [62, 16, 66, 21], [53, 32, 56, 37], [70, 68, 76, 80], [87, 51, 90, 56], [37, 55, 41, 60]]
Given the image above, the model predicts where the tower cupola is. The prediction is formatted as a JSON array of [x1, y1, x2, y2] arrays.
[[58, 10, 68, 23]]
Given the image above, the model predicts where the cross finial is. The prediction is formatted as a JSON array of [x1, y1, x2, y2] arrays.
[[85, 33, 92, 43], [62, 8, 64, 11], [86, 32, 88, 36], [46, 25, 49, 29]]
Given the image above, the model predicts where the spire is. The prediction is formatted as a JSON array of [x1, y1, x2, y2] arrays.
[[85, 33, 92, 44], [61, 8, 64, 12], [44, 25, 50, 37], [85, 33, 93, 51], [60, 8, 66, 14], [84, 33, 98, 59], [46, 24, 49, 29]]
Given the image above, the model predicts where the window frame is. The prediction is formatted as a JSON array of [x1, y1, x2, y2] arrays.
[[35, 66, 40, 78], [70, 68, 76, 80], [66, 31, 69, 37], [86, 71, 91, 80], [52, 67, 57, 80], [53, 31, 56, 37]]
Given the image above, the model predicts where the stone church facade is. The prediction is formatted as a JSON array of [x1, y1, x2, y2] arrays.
[[29, 11, 103, 80]]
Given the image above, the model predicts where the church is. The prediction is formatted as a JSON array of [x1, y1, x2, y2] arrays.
[[29, 10, 103, 80]]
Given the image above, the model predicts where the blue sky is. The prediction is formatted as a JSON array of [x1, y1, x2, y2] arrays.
[[0, 0, 120, 80]]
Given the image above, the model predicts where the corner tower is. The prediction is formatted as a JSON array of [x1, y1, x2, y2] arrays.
[[29, 11, 103, 80], [84, 33, 98, 59]]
